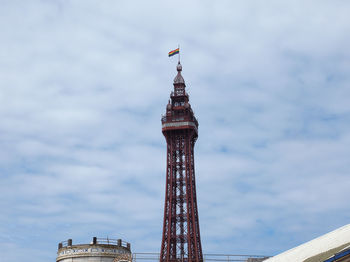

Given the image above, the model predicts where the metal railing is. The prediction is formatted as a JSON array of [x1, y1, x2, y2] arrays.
[[132, 253, 270, 262], [96, 237, 130, 248], [58, 237, 131, 250]]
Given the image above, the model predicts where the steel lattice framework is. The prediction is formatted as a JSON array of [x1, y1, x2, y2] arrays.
[[160, 62, 203, 262]]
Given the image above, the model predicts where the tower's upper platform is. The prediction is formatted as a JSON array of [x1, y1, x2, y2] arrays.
[[161, 62, 198, 135]]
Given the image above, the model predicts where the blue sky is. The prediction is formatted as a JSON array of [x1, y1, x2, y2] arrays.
[[1, 0, 350, 261]]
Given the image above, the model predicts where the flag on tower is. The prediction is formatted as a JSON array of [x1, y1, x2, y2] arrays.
[[168, 48, 179, 57]]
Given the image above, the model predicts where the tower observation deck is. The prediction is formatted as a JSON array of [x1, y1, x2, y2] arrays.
[[160, 62, 203, 262]]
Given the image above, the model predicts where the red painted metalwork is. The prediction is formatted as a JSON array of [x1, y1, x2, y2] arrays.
[[160, 62, 203, 262]]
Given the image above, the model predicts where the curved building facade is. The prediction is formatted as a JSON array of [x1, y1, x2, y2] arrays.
[[57, 237, 132, 262]]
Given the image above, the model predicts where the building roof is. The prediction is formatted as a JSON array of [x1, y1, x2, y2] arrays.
[[264, 224, 350, 262], [305, 243, 350, 262], [323, 244, 350, 262]]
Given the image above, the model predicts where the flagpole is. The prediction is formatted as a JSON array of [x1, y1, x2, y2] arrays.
[[178, 44, 180, 63]]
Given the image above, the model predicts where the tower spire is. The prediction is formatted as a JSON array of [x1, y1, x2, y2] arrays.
[[173, 62, 185, 85]]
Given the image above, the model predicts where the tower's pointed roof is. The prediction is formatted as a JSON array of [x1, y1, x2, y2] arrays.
[[173, 61, 185, 84]]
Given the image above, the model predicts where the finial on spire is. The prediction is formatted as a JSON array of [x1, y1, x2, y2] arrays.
[[174, 61, 185, 84], [177, 61, 182, 72]]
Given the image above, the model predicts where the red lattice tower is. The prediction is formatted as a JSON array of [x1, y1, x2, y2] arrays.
[[160, 62, 203, 262]]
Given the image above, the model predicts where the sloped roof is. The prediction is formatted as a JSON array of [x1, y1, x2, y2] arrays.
[[323, 244, 350, 262], [304, 242, 350, 262], [264, 224, 350, 262]]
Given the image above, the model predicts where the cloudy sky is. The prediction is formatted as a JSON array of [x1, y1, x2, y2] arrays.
[[1, 0, 350, 261]]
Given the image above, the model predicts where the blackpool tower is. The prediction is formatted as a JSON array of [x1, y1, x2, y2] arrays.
[[160, 62, 203, 262]]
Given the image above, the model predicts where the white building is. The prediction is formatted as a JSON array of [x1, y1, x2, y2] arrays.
[[264, 224, 350, 262], [57, 237, 132, 262]]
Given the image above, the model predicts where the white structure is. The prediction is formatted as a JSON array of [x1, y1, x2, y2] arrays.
[[264, 224, 350, 262], [57, 237, 132, 262]]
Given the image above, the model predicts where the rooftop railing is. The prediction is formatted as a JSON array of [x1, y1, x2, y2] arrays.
[[58, 237, 131, 250]]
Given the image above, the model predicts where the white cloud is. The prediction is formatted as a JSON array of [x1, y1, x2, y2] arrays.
[[0, 0, 350, 261]]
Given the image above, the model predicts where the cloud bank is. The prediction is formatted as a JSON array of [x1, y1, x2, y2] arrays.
[[0, 1, 350, 261]]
